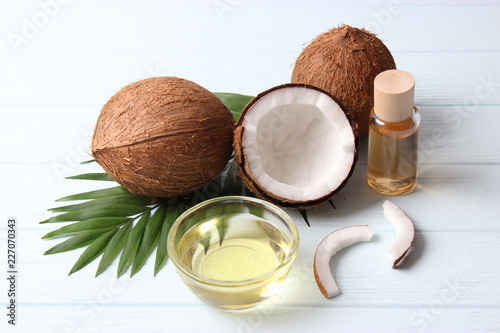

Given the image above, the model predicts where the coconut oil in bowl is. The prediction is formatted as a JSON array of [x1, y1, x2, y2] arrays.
[[167, 196, 299, 310]]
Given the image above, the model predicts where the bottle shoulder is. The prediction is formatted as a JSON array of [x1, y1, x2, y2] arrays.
[[370, 106, 420, 138]]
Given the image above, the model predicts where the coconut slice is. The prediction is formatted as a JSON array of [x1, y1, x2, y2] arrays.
[[383, 200, 415, 268], [234, 84, 358, 208], [313, 225, 373, 298]]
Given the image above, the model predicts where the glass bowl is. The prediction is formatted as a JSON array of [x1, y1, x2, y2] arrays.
[[167, 196, 299, 310]]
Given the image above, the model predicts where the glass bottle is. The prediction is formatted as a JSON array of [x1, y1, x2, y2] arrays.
[[367, 69, 420, 195]]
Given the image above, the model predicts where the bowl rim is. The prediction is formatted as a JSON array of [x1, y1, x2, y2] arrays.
[[166, 195, 300, 287]]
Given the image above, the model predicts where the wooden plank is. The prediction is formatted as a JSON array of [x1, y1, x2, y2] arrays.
[[307, 165, 500, 231], [0, 51, 498, 107], [3, 304, 499, 333], [0, 2, 498, 54]]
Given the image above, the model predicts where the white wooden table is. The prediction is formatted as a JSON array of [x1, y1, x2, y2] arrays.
[[1, 1, 499, 332]]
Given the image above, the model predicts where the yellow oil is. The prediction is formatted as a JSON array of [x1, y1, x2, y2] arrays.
[[176, 212, 292, 310], [367, 113, 419, 195]]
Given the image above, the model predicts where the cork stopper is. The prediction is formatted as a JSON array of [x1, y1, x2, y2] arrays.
[[374, 69, 415, 122]]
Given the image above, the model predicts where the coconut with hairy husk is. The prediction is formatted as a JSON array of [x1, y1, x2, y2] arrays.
[[234, 83, 358, 209], [91, 77, 234, 198], [291, 24, 396, 139]]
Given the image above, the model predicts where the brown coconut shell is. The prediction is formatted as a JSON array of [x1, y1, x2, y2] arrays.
[[91, 77, 234, 198], [291, 24, 396, 139], [233, 83, 359, 209]]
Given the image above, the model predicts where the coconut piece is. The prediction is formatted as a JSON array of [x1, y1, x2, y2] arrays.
[[91, 77, 234, 198], [291, 24, 396, 139], [234, 84, 358, 209], [314, 225, 373, 298], [383, 200, 415, 268]]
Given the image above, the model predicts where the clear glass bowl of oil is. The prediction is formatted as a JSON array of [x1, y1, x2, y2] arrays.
[[167, 196, 299, 310]]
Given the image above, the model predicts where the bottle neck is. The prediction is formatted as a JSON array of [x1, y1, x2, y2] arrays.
[[371, 106, 420, 137]]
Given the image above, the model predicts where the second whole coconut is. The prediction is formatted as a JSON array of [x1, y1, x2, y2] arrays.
[[91, 77, 234, 198], [291, 25, 396, 139]]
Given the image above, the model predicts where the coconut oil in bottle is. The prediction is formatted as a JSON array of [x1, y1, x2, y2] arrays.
[[367, 69, 420, 195]]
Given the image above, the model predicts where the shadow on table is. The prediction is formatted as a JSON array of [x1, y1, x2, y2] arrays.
[[396, 228, 425, 270], [305, 162, 384, 222]]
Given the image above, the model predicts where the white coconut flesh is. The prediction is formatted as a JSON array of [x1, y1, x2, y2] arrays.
[[242, 86, 356, 203], [383, 200, 415, 268], [314, 225, 373, 298]]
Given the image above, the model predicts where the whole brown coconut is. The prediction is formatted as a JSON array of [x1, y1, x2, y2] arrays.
[[291, 24, 396, 139], [91, 77, 234, 198]]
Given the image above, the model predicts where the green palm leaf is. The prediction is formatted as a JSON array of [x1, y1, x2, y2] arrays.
[[66, 173, 115, 181], [131, 205, 167, 277], [117, 210, 151, 277], [96, 222, 132, 277], [69, 227, 118, 275], [42, 217, 132, 239], [44, 228, 113, 255], [221, 159, 244, 196], [328, 199, 337, 209], [298, 209, 310, 227], [154, 206, 181, 276], [56, 186, 131, 201], [40, 205, 149, 224], [213, 92, 254, 121], [49, 194, 148, 212]]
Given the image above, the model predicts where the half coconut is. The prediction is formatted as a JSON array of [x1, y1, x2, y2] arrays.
[[234, 84, 359, 208]]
